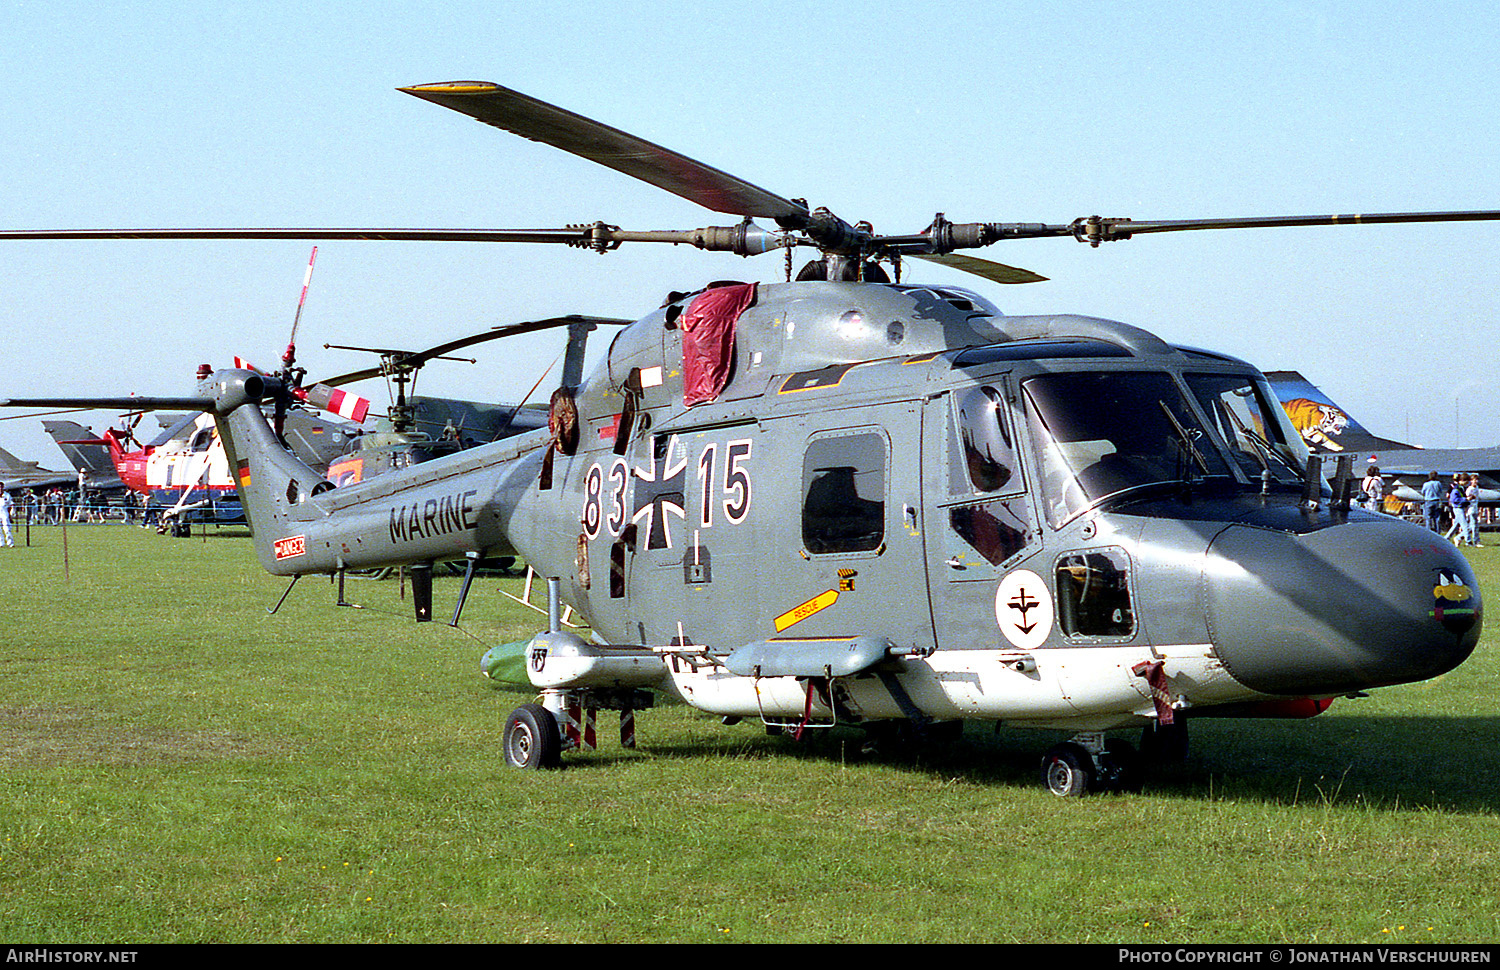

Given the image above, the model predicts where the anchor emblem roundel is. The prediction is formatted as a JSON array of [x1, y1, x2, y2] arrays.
[[995, 569, 1053, 649]]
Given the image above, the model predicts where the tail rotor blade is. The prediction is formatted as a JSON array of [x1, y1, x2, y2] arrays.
[[301, 383, 372, 424]]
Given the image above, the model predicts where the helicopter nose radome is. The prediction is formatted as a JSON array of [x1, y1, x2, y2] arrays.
[[1204, 517, 1480, 697]]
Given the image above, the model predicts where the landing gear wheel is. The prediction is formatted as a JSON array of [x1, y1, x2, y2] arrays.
[[504, 703, 562, 770], [1040, 742, 1095, 797]]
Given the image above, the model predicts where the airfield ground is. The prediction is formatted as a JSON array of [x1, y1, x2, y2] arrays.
[[0, 524, 1497, 943]]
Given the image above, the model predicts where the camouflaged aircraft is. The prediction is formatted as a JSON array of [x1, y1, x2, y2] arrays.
[[4, 81, 1495, 795]]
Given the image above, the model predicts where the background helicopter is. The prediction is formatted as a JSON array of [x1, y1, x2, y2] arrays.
[[8, 247, 369, 530], [315, 315, 628, 485], [200, 249, 631, 490], [38, 406, 360, 532], [3, 78, 1494, 796]]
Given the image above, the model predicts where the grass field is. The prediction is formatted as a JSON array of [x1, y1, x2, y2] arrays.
[[1, 522, 1497, 943]]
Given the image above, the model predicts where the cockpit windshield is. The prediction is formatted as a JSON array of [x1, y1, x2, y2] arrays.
[[1183, 373, 1309, 486], [1023, 371, 1232, 526]]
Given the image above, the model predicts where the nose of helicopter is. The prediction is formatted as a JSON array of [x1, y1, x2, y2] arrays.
[[1204, 516, 1481, 697]]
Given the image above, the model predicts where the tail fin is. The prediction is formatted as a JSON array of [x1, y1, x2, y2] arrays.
[[0, 445, 52, 479], [1263, 370, 1415, 454], [41, 420, 124, 488]]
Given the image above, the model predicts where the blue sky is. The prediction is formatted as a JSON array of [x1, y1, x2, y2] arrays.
[[3, 1, 1497, 463]]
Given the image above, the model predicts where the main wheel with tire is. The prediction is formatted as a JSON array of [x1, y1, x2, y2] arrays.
[[1040, 742, 1094, 797], [504, 703, 562, 769]]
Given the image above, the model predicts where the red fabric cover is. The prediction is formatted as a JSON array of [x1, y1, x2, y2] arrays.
[[681, 283, 756, 407]]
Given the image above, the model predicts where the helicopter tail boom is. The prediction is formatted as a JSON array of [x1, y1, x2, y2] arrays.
[[203, 368, 538, 579]]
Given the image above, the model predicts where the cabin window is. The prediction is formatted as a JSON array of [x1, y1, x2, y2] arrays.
[[1055, 549, 1134, 639], [609, 524, 636, 599], [802, 431, 886, 554], [950, 385, 1017, 494]]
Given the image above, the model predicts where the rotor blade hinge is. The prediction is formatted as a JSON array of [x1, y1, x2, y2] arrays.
[[683, 222, 790, 256], [565, 222, 622, 254], [801, 208, 872, 255], [1073, 216, 1134, 247]]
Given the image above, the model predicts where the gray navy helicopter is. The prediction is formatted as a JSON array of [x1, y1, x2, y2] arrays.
[[4, 81, 1495, 796]]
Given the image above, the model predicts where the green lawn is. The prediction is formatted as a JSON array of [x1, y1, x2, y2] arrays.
[[1, 523, 1497, 942]]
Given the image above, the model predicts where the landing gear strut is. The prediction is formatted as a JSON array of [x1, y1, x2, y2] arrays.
[[1040, 732, 1144, 796]]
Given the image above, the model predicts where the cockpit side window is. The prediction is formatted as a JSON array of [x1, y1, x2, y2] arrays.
[[950, 385, 1017, 494], [1056, 549, 1135, 639]]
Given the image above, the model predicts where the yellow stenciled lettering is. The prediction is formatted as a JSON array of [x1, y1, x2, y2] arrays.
[[774, 589, 839, 632]]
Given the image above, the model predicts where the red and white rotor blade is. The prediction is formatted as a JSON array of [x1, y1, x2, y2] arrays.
[[300, 383, 372, 423]]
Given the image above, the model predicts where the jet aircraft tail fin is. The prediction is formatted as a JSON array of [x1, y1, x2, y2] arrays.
[[41, 420, 124, 487], [0, 444, 41, 475], [1263, 370, 1415, 456]]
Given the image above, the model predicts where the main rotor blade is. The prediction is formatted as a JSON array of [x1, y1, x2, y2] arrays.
[[400, 81, 811, 224], [907, 253, 1048, 284], [0, 396, 215, 412], [0, 225, 797, 257], [1070, 210, 1500, 244], [0, 228, 598, 243], [317, 315, 631, 388]]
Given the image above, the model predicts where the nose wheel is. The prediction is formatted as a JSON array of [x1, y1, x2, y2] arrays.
[[502, 688, 654, 769], [503, 703, 562, 769]]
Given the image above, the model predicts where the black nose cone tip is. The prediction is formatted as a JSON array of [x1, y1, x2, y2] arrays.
[[1205, 518, 1482, 697]]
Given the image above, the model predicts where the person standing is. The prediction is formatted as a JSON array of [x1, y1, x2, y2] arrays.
[[1362, 464, 1386, 513], [1465, 474, 1483, 546], [0, 484, 13, 548], [1446, 475, 1470, 546], [1421, 471, 1445, 531]]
